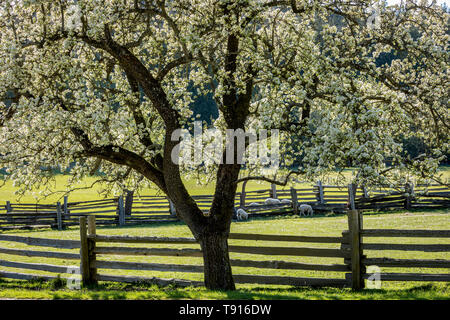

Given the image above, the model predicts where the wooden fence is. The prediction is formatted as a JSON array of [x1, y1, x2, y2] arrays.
[[0, 194, 179, 230], [235, 182, 449, 217], [81, 216, 350, 287], [1, 182, 449, 230], [0, 233, 80, 282], [0, 202, 60, 230], [342, 211, 450, 288], [0, 213, 449, 290], [354, 183, 450, 211]]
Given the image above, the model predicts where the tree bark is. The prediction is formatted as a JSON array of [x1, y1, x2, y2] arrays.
[[198, 231, 235, 290], [195, 163, 241, 291]]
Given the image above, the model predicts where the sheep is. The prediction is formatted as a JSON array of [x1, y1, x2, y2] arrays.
[[299, 204, 314, 216], [248, 202, 260, 206], [280, 199, 292, 204], [264, 198, 281, 205], [236, 208, 249, 221]]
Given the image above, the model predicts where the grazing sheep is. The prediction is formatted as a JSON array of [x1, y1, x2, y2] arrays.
[[236, 208, 249, 220], [248, 202, 260, 206], [280, 199, 292, 204], [264, 198, 281, 205], [299, 204, 314, 216]]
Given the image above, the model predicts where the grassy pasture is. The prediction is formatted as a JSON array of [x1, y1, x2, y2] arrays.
[[0, 166, 448, 299], [0, 209, 448, 299], [0, 174, 312, 204], [1, 165, 448, 205]]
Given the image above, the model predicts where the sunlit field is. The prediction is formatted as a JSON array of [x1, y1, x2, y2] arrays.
[[0, 209, 448, 300], [0, 166, 448, 205], [0, 167, 448, 300]]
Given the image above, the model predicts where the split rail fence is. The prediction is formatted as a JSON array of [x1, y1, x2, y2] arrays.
[[1, 182, 448, 230], [343, 211, 450, 288], [0, 233, 80, 282], [0, 213, 448, 290]]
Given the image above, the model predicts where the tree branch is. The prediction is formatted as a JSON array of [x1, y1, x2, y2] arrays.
[[156, 54, 194, 81], [236, 169, 306, 186]]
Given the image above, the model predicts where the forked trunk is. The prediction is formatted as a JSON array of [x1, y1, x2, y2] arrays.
[[199, 232, 235, 290]]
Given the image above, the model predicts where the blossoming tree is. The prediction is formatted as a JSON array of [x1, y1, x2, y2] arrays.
[[0, 0, 448, 289]]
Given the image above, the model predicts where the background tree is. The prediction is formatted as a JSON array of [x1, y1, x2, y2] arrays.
[[0, 0, 448, 290]]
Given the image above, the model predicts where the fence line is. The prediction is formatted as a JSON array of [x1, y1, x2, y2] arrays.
[[0, 213, 448, 289], [342, 211, 450, 289], [80, 216, 350, 288], [1, 182, 449, 230], [0, 233, 81, 282]]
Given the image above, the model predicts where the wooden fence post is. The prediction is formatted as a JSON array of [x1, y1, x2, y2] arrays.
[[87, 216, 98, 285], [316, 181, 325, 205], [361, 185, 369, 199], [348, 183, 356, 210], [5, 201, 12, 222], [239, 192, 246, 208], [239, 180, 248, 208], [56, 202, 63, 231], [348, 210, 364, 290], [405, 182, 414, 210], [63, 196, 69, 216], [6, 201, 11, 213], [117, 196, 125, 226], [270, 183, 277, 199], [290, 187, 299, 215], [79, 216, 90, 286], [124, 190, 134, 216]]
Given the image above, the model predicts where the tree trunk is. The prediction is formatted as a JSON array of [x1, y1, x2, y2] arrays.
[[199, 231, 235, 291]]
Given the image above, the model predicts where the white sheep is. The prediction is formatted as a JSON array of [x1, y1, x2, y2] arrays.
[[264, 198, 281, 205], [280, 199, 292, 204], [299, 204, 314, 216], [236, 208, 249, 220]]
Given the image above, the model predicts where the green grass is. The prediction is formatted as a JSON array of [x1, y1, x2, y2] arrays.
[[0, 279, 448, 300], [3, 165, 449, 205], [0, 175, 265, 204], [0, 209, 449, 300], [0, 173, 320, 205]]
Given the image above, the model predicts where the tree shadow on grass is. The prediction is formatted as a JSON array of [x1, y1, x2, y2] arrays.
[[1, 279, 448, 300], [77, 291, 128, 300], [220, 284, 450, 300]]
